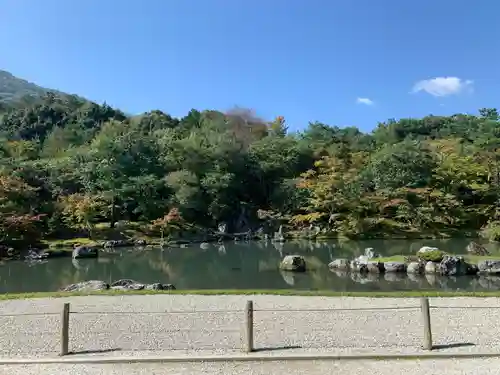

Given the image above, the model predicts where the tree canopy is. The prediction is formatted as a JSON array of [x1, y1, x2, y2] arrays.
[[1, 91, 500, 243]]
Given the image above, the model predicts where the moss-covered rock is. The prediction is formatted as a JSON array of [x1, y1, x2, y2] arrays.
[[417, 247, 446, 262]]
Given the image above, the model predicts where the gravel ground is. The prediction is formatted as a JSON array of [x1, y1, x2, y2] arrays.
[[0, 295, 499, 357], [2, 359, 500, 375]]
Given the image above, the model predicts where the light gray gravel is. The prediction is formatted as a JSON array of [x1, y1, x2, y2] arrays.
[[0, 295, 500, 358], [2, 359, 500, 375]]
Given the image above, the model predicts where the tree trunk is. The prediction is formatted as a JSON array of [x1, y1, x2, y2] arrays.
[[110, 194, 116, 229]]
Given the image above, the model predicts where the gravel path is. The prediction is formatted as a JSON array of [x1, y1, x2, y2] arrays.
[[2, 359, 500, 375], [0, 295, 499, 358]]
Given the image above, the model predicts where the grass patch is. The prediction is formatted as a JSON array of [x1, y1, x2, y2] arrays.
[[42, 238, 99, 249], [463, 255, 500, 264], [374, 254, 500, 265], [4, 289, 500, 301]]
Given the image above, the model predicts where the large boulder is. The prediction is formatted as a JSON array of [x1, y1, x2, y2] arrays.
[[439, 255, 469, 276], [407, 262, 424, 274], [424, 261, 438, 274], [145, 283, 176, 290], [72, 245, 98, 259], [467, 263, 479, 275], [364, 248, 380, 259], [110, 279, 145, 290], [110, 279, 177, 291], [478, 260, 500, 275], [61, 280, 109, 292], [280, 255, 306, 272], [0, 244, 16, 258], [417, 247, 445, 262], [366, 261, 384, 274], [328, 258, 350, 270], [466, 241, 489, 256], [383, 262, 407, 273], [350, 260, 368, 273], [103, 240, 133, 248]]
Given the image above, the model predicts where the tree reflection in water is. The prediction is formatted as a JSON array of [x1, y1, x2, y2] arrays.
[[1, 238, 500, 293]]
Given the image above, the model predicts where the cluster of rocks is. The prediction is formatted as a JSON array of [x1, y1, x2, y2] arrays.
[[60, 279, 176, 292], [279, 242, 500, 277], [72, 245, 99, 259], [329, 245, 500, 277], [71, 239, 148, 259], [0, 245, 16, 258], [103, 239, 147, 248]]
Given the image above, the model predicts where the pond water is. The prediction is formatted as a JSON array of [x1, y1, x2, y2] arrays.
[[2, 238, 500, 293]]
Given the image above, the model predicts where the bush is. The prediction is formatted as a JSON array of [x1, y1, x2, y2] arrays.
[[418, 250, 446, 262], [480, 221, 500, 242]]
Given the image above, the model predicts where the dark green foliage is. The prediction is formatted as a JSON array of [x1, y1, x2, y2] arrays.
[[2, 70, 500, 241]]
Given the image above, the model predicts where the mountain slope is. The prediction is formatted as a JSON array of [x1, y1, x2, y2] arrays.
[[0, 70, 59, 102]]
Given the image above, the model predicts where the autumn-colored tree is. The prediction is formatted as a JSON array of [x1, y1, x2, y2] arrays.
[[59, 194, 104, 238], [269, 116, 288, 137], [150, 208, 185, 239], [0, 174, 43, 243]]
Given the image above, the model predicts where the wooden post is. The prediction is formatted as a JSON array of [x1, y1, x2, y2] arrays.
[[420, 297, 433, 350], [60, 303, 70, 356], [244, 300, 254, 353]]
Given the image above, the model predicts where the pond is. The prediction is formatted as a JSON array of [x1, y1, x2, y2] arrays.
[[2, 238, 500, 293]]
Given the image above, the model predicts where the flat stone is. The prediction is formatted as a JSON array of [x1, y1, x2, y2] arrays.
[[383, 262, 407, 273], [328, 258, 349, 270], [478, 260, 500, 274]]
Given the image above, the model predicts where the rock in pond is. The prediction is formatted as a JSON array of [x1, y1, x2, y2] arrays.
[[110, 279, 176, 291], [0, 245, 16, 258], [466, 241, 489, 256], [366, 261, 384, 273], [61, 280, 109, 292], [418, 246, 439, 254], [328, 258, 349, 270], [135, 239, 147, 246], [439, 255, 472, 276], [364, 247, 380, 259], [111, 279, 145, 290], [61, 279, 176, 292], [407, 262, 424, 274], [478, 260, 500, 275], [280, 255, 306, 272], [383, 262, 407, 273], [417, 247, 445, 262], [350, 260, 367, 273], [72, 246, 99, 259], [103, 240, 133, 248], [425, 261, 438, 274], [146, 283, 176, 291]]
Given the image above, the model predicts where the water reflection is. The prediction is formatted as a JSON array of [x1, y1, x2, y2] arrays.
[[1, 238, 500, 293]]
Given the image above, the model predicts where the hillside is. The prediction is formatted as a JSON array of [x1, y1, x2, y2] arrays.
[[1, 70, 500, 248], [0, 70, 62, 103]]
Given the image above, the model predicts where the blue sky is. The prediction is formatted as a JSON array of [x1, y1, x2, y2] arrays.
[[1, 0, 499, 132]]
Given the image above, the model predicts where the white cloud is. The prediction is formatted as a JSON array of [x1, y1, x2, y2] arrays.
[[411, 76, 473, 97], [356, 97, 374, 105]]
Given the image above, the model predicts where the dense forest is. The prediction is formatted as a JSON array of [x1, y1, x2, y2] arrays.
[[1, 87, 500, 246]]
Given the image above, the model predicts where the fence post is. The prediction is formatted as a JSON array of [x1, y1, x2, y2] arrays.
[[243, 300, 254, 353], [420, 297, 433, 350], [60, 303, 70, 356]]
